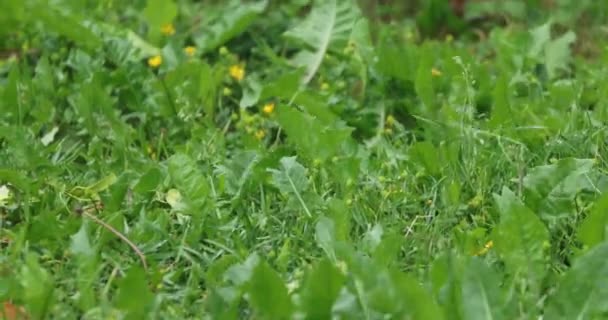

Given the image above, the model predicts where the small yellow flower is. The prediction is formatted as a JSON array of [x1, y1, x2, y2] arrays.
[[161, 23, 175, 36], [229, 64, 245, 81], [431, 68, 442, 77], [474, 240, 494, 256], [148, 55, 162, 68], [184, 46, 196, 57], [254, 129, 266, 140], [262, 102, 275, 115]]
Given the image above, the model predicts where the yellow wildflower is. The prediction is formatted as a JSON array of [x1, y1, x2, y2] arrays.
[[161, 23, 175, 36], [184, 46, 196, 57], [431, 68, 442, 77], [474, 240, 494, 256], [148, 55, 162, 68], [229, 64, 245, 81], [254, 129, 266, 140], [262, 102, 275, 115]]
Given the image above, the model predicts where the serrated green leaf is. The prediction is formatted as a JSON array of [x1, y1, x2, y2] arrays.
[[283, 0, 361, 84], [268, 156, 309, 196], [545, 31, 576, 79], [578, 192, 608, 249], [545, 241, 608, 319], [195, 0, 267, 54], [523, 158, 595, 219], [248, 261, 293, 319], [214, 150, 260, 198], [494, 187, 549, 286]]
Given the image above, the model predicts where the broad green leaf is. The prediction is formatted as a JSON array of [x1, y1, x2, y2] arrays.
[[283, 0, 361, 84], [461, 258, 507, 320], [316, 216, 336, 259], [523, 158, 595, 219], [32, 4, 101, 52], [493, 187, 549, 286], [143, 0, 177, 45], [168, 153, 210, 212], [214, 150, 260, 198], [248, 261, 293, 319], [115, 267, 154, 318], [276, 106, 353, 162], [133, 167, 163, 194], [20, 254, 54, 319], [545, 241, 608, 319], [392, 270, 444, 320], [224, 253, 260, 287], [544, 31, 576, 79], [194, 0, 268, 54], [268, 156, 309, 198], [299, 258, 345, 319], [578, 192, 608, 249]]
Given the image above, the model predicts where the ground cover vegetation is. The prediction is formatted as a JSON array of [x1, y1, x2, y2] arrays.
[[1, 0, 608, 318]]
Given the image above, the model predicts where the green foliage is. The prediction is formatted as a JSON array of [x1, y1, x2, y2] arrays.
[[1, 0, 607, 318]]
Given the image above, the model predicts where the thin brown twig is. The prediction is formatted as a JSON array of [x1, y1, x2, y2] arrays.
[[80, 210, 148, 272]]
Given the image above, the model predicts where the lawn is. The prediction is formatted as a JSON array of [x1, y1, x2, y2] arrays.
[[1, 0, 608, 319]]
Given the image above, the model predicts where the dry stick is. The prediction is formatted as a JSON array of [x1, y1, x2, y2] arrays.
[[80, 210, 148, 271]]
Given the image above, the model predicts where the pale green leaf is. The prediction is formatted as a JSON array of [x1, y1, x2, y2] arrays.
[[283, 0, 361, 84], [299, 258, 345, 320], [545, 241, 608, 319], [70, 223, 94, 257], [578, 192, 608, 249], [494, 187, 549, 286], [268, 156, 309, 196], [461, 258, 508, 320], [248, 261, 293, 319], [195, 0, 268, 53], [523, 158, 595, 219]]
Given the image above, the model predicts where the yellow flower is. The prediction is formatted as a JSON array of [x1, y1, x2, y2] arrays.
[[474, 240, 494, 256], [262, 102, 275, 115], [184, 46, 196, 57], [229, 64, 245, 81], [161, 23, 175, 36], [431, 68, 442, 77], [148, 55, 162, 68], [254, 129, 266, 140]]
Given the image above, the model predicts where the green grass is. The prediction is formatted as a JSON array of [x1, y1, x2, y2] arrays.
[[1, 0, 608, 319]]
